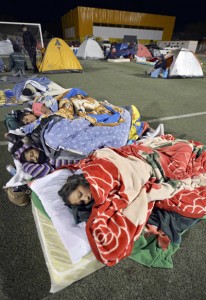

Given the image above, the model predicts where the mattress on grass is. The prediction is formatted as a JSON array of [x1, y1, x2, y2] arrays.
[[30, 169, 104, 293], [32, 202, 104, 293], [107, 58, 130, 62]]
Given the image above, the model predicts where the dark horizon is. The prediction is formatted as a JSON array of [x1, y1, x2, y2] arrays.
[[1, 1, 206, 37]]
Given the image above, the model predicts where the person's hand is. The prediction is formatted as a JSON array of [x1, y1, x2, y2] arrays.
[[4, 133, 9, 139]]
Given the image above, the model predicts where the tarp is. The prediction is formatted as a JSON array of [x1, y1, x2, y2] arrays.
[[0, 39, 13, 55]]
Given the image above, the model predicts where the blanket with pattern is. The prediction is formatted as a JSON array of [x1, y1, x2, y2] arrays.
[[68, 135, 206, 266]]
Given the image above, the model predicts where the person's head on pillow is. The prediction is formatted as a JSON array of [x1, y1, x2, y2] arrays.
[[22, 83, 37, 97], [58, 174, 92, 207], [11, 141, 47, 164], [58, 174, 94, 224], [19, 111, 37, 125]]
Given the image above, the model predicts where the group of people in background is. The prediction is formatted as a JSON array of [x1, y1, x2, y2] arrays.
[[1, 25, 38, 77]]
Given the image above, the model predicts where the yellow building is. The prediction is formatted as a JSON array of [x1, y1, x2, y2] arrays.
[[61, 6, 176, 44]]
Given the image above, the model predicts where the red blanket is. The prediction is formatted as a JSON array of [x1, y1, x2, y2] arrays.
[[71, 135, 206, 266]]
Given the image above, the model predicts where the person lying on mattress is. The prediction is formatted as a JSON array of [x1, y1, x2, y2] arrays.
[[53, 134, 206, 267], [7, 140, 84, 179], [5, 96, 148, 176], [58, 173, 94, 224], [4, 88, 89, 131], [4, 108, 37, 131], [20, 86, 125, 121]]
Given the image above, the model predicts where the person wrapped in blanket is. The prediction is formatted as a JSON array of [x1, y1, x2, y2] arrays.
[[5, 88, 148, 179], [56, 135, 206, 267], [58, 173, 94, 224], [6, 137, 84, 179]]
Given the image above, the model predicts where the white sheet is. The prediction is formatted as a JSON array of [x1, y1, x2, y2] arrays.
[[30, 169, 91, 263]]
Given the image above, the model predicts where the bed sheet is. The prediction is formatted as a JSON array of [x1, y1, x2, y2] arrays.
[[32, 202, 104, 293]]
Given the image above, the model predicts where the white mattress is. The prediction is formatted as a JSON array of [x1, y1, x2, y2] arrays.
[[107, 58, 130, 63], [32, 202, 104, 293]]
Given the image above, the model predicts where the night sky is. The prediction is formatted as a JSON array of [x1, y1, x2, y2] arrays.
[[1, 1, 206, 33]]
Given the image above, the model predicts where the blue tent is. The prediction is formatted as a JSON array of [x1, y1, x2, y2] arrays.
[[107, 43, 135, 59]]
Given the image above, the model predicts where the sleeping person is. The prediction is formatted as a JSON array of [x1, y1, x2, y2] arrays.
[[7, 140, 83, 179], [7, 100, 142, 160], [58, 173, 94, 224], [56, 134, 206, 267]]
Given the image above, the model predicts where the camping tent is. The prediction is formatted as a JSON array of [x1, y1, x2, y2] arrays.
[[38, 38, 83, 73], [149, 48, 161, 58], [166, 49, 204, 78], [107, 43, 134, 59], [0, 39, 13, 55], [136, 43, 152, 58], [76, 38, 104, 59]]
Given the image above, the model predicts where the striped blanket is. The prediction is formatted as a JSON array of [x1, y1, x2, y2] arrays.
[[69, 135, 206, 266]]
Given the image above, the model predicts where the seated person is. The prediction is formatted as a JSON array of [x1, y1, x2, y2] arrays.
[[145, 54, 167, 77], [8, 43, 28, 77], [0, 56, 6, 72]]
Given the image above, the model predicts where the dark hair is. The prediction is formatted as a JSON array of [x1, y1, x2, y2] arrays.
[[10, 140, 24, 156], [19, 111, 35, 125], [10, 141, 31, 163], [58, 174, 90, 207], [19, 148, 29, 163], [20, 147, 47, 164], [22, 88, 34, 96], [13, 43, 20, 52]]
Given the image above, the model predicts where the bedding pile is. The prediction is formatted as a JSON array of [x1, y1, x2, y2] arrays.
[[5, 76, 206, 291], [62, 134, 206, 266]]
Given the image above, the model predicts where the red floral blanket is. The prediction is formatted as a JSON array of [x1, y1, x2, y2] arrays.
[[72, 135, 206, 266]]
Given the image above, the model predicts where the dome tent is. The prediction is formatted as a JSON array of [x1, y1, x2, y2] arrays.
[[136, 43, 153, 58], [76, 39, 104, 59], [38, 38, 83, 73], [166, 49, 204, 78]]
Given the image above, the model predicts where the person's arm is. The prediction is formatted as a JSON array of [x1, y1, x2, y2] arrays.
[[4, 132, 23, 144], [22, 162, 54, 179]]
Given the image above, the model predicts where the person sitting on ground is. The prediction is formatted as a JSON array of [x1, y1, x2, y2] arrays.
[[0, 56, 6, 72], [8, 43, 28, 77], [145, 54, 167, 77]]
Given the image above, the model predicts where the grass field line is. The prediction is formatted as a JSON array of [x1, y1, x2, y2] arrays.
[[146, 111, 206, 123], [0, 111, 206, 146]]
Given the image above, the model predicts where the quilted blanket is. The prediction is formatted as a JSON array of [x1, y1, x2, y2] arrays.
[[43, 108, 131, 156], [71, 135, 206, 266]]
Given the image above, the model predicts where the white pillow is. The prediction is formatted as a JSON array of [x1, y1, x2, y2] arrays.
[[30, 169, 91, 263]]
